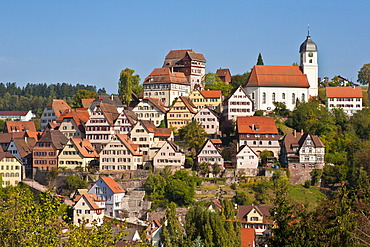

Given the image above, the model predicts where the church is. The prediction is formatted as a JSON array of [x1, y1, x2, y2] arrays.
[[244, 33, 319, 111]]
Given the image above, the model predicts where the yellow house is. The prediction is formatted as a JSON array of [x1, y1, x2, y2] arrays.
[[0, 152, 22, 187], [189, 89, 223, 112], [167, 96, 197, 130], [58, 138, 99, 170]]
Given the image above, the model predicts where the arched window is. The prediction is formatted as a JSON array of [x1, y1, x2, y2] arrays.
[[272, 93, 276, 102], [301, 93, 305, 102], [282, 93, 285, 100], [252, 93, 255, 100], [253, 141, 256, 145], [292, 93, 296, 104], [262, 93, 266, 104]]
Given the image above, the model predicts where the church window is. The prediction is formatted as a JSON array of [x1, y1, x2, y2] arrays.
[[282, 93, 285, 100], [262, 93, 266, 104], [252, 93, 255, 100], [301, 93, 305, 102], [292, 93, 296, 104], [309, 59, 313, 63], [272, 93, 276, 102]]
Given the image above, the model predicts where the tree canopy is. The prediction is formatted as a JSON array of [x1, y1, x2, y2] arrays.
[[357, 63, 370, 85], [71, 89, 98, 108], [178, 120, 208, 154], [203, 73, 233, 97], [118, 68, 141, 106]]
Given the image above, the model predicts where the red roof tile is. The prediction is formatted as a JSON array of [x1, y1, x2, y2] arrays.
[[101, 177, 126, 193], [179, 96, 197, 114], [5, 121, 36, 132], [325, 86, 363, 98], [70, 138, 99, 158], [199, 90, 222, 98], [144, 68, 189, 85], [116, 134, 141, 156], [246, 65, 310, 88], [81, 98, 95, 108], [241, 228, 255, 247], [237, 116, 278, 134], [165, 49, 206, 62], [45, 99, 71, 117], [0, 111, 30, 116]]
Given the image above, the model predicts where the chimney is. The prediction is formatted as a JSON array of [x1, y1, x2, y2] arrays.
[[301, 129, 303, 135], [252, 124, 255, 130], [293, 129, 296, 138]]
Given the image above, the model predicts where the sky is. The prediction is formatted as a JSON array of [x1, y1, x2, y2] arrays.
[[0, 0, 369, 94]]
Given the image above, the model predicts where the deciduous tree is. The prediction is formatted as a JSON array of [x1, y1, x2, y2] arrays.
[[118, 68, 141, 106]]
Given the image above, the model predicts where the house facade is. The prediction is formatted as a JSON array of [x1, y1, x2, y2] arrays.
[[325, 86, 363, 116], [143, 68, 190, 107], [99, 134, 143, 171], [0, 110, 35, 121], [88, 177, 126, 217], [197, 139, 224, 168], [55, 108, 89, 139], [0, 152, 22, 187], [223, 86, 254, 121], [132, 97, 166, 127], [189, 89, 223, 112], [153, 141, 185, 172], [32, 129, 68, 171], [232, 145, 259, 176], [193, 106, 220, 137], [281, 130, 325, 184], [73, 193, 105, 227], [6, 136, 36, 178], [238, 205, 273, 236], [162, 49, 206, 90], [167, 96, 197, 130], [237, 116, 280, 158], [40, 99, 71, 131], [58, 138, 99, 170]]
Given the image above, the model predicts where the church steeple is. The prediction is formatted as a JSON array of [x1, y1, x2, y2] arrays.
[[300, 29, 318, 97]]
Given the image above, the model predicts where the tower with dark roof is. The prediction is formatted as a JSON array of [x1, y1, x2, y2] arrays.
[[300, 30, 319, 97]]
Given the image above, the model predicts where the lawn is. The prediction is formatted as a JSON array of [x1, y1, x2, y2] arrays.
[[287, 185, 326, 211]]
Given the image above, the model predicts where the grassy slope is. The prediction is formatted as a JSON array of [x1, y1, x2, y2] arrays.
[[287, 185, 326, 211]]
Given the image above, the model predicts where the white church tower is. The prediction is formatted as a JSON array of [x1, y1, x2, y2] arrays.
[[300, 30, 318, 97]]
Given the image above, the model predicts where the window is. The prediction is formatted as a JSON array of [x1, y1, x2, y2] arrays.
[[272, 93, 275, 102], [282, 93, 285, 100], [292, 93, 296, 104], [262, 93, 266, 104], [301, 93, 305, 102]]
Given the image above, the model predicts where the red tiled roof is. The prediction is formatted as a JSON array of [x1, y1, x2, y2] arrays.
[[241, 228, 255, 247], [165, 49, 206, 62], [210, 139, 222, 144], [101, 177, 126, 193], [5, 121, 36, 132], [45, 99, 71, 117], [0, 111, 29, 116], [326, 86, 363, 98], [154, 128, 172, 137], [70, 138, 99, 158], [81, 98, 95, 108], [140, 120, 156, 133], [144, 68, 189, 85], [237, 116, 278, 134], [179, 96, 197, 114], [0, 152, 17, 161], [81, 194, 105, 210], [199, 90, 222, 98], [116, 134, 141, 156], [282, 131, 324, 153], [246, 65, 310, 88], [56, 108, 90, 126]]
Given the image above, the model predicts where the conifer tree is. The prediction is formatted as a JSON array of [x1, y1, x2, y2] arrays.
[[257, 53, 264, 65]]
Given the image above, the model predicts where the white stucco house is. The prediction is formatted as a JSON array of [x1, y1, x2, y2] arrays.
[[88, 177, 126, 218], [73, 193, 105, 227]]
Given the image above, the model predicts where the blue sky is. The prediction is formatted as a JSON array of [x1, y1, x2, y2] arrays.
[[1, 0, 369, 94]]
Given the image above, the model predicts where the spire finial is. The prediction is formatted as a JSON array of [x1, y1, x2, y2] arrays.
[[307, 24, 310, 37]]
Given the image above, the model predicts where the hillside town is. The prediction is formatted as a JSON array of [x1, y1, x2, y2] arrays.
[[0, 33, 370, 247]]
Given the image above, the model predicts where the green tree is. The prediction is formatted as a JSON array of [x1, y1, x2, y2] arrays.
[[71, 89, 98, 108], [257, 53, 264, 65], [357, 63, 370, 85], [273, 102, 290, 117], [160, 203, 186, 246], [254, 110, 264, 116], [179, 120, 207, 154], [233, 191, 252, 205], [203, 73, 233, 97], [231, 72, 250, 88], [65, 175, 88, 192], [118, 68, 141, 106]]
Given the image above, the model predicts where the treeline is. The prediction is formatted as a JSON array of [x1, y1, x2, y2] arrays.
[[0, 82, 104, 117]]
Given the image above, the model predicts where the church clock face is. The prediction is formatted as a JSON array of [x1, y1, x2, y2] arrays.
[[308, 53, 313, 57]]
